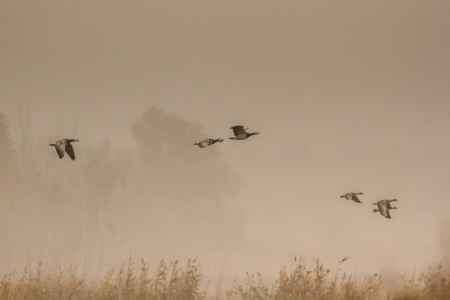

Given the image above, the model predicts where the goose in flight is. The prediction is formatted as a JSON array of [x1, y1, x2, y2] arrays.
[[229, 125, 259, 140], [340, 192, 363, 203], [49, 139, 79, 160], [373, 199, 398, 219], [194, 138, 224, 148]]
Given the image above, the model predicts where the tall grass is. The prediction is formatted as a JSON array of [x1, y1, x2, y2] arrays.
[[0, 258, 206, 300], [226, 256, 383, 300], [1, 257, 449, 299], [393, 263, 450, 300]]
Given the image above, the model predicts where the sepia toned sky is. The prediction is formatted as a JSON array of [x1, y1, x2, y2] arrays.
[[1, 1, 450, 279]]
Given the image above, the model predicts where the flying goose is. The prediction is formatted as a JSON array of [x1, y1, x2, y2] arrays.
[[229, 125, 260, 140], [194, 138, 224, 148], [49, 139, 79, 160], [373, 199, 398, 219], [340, 192, 363, 203]]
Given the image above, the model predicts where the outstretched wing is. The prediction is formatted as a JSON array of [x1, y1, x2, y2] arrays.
[[351, 195, 362, 203], [54, 142, 65, 159], [377, 202, 383, 211], [377, 200, 388, 207], [376, 202, 391, 218], [381, 209, 391, 219], [65, 144, 76, 160], [231, 125, 246, 136]]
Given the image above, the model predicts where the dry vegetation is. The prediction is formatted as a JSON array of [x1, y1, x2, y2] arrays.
[[1, 257, 449, 300], [0, 258, 206, 300]]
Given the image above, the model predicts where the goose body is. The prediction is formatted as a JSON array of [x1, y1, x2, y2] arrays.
[[373, 199, 398, 219], [194, 138, 224, 148], [340, 192, 363, 203], [229, 125, 259, 140], [49, 139, 79, 160]]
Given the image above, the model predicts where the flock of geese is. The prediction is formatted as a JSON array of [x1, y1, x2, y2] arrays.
[[49, 125, 398, 219], [340, 192, 399, 219], [193, 125, 260, 148]]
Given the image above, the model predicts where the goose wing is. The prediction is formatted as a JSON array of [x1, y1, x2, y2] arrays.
[[380, 209, 391, 219], [65, 143, 76, 160], [376, 202, 391, 218], [377, 200, 388, 207], [54, 141, 66, 159], [351, 194, 362, 203], [231, 126, 246, 136], [376, 202, 383, 211]]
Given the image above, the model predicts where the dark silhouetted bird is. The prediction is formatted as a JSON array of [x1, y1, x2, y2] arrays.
[[229, 125, 259, 140], [373, 199, 398, 219], [194, 138, 224, 148], [49, 139, 79, 160], [340, 192, 363, 203]]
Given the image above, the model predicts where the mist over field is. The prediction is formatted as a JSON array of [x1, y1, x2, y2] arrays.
[[1, 0, 450, 288], [0, 108, 247, 277]]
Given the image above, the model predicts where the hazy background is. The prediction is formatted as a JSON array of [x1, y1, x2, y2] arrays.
[[1, 0, 450, 281]]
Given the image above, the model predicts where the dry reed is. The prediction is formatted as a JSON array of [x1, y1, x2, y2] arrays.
[[1, 257, 449, 299]]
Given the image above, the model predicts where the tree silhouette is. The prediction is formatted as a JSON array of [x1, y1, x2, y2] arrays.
[[0, 111, 16, 189], [130, 108, 246, 254], [0, 111, 17, 245], [132, 108, 240, 202]]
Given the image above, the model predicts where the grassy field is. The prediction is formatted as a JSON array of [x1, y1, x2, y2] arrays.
[[1, 257, 449, 299]]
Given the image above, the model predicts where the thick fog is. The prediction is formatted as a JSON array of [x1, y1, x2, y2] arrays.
[[1, 1, 450, 280]]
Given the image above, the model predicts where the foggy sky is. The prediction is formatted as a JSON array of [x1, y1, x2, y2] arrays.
[[1, 0, 450, 280]]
